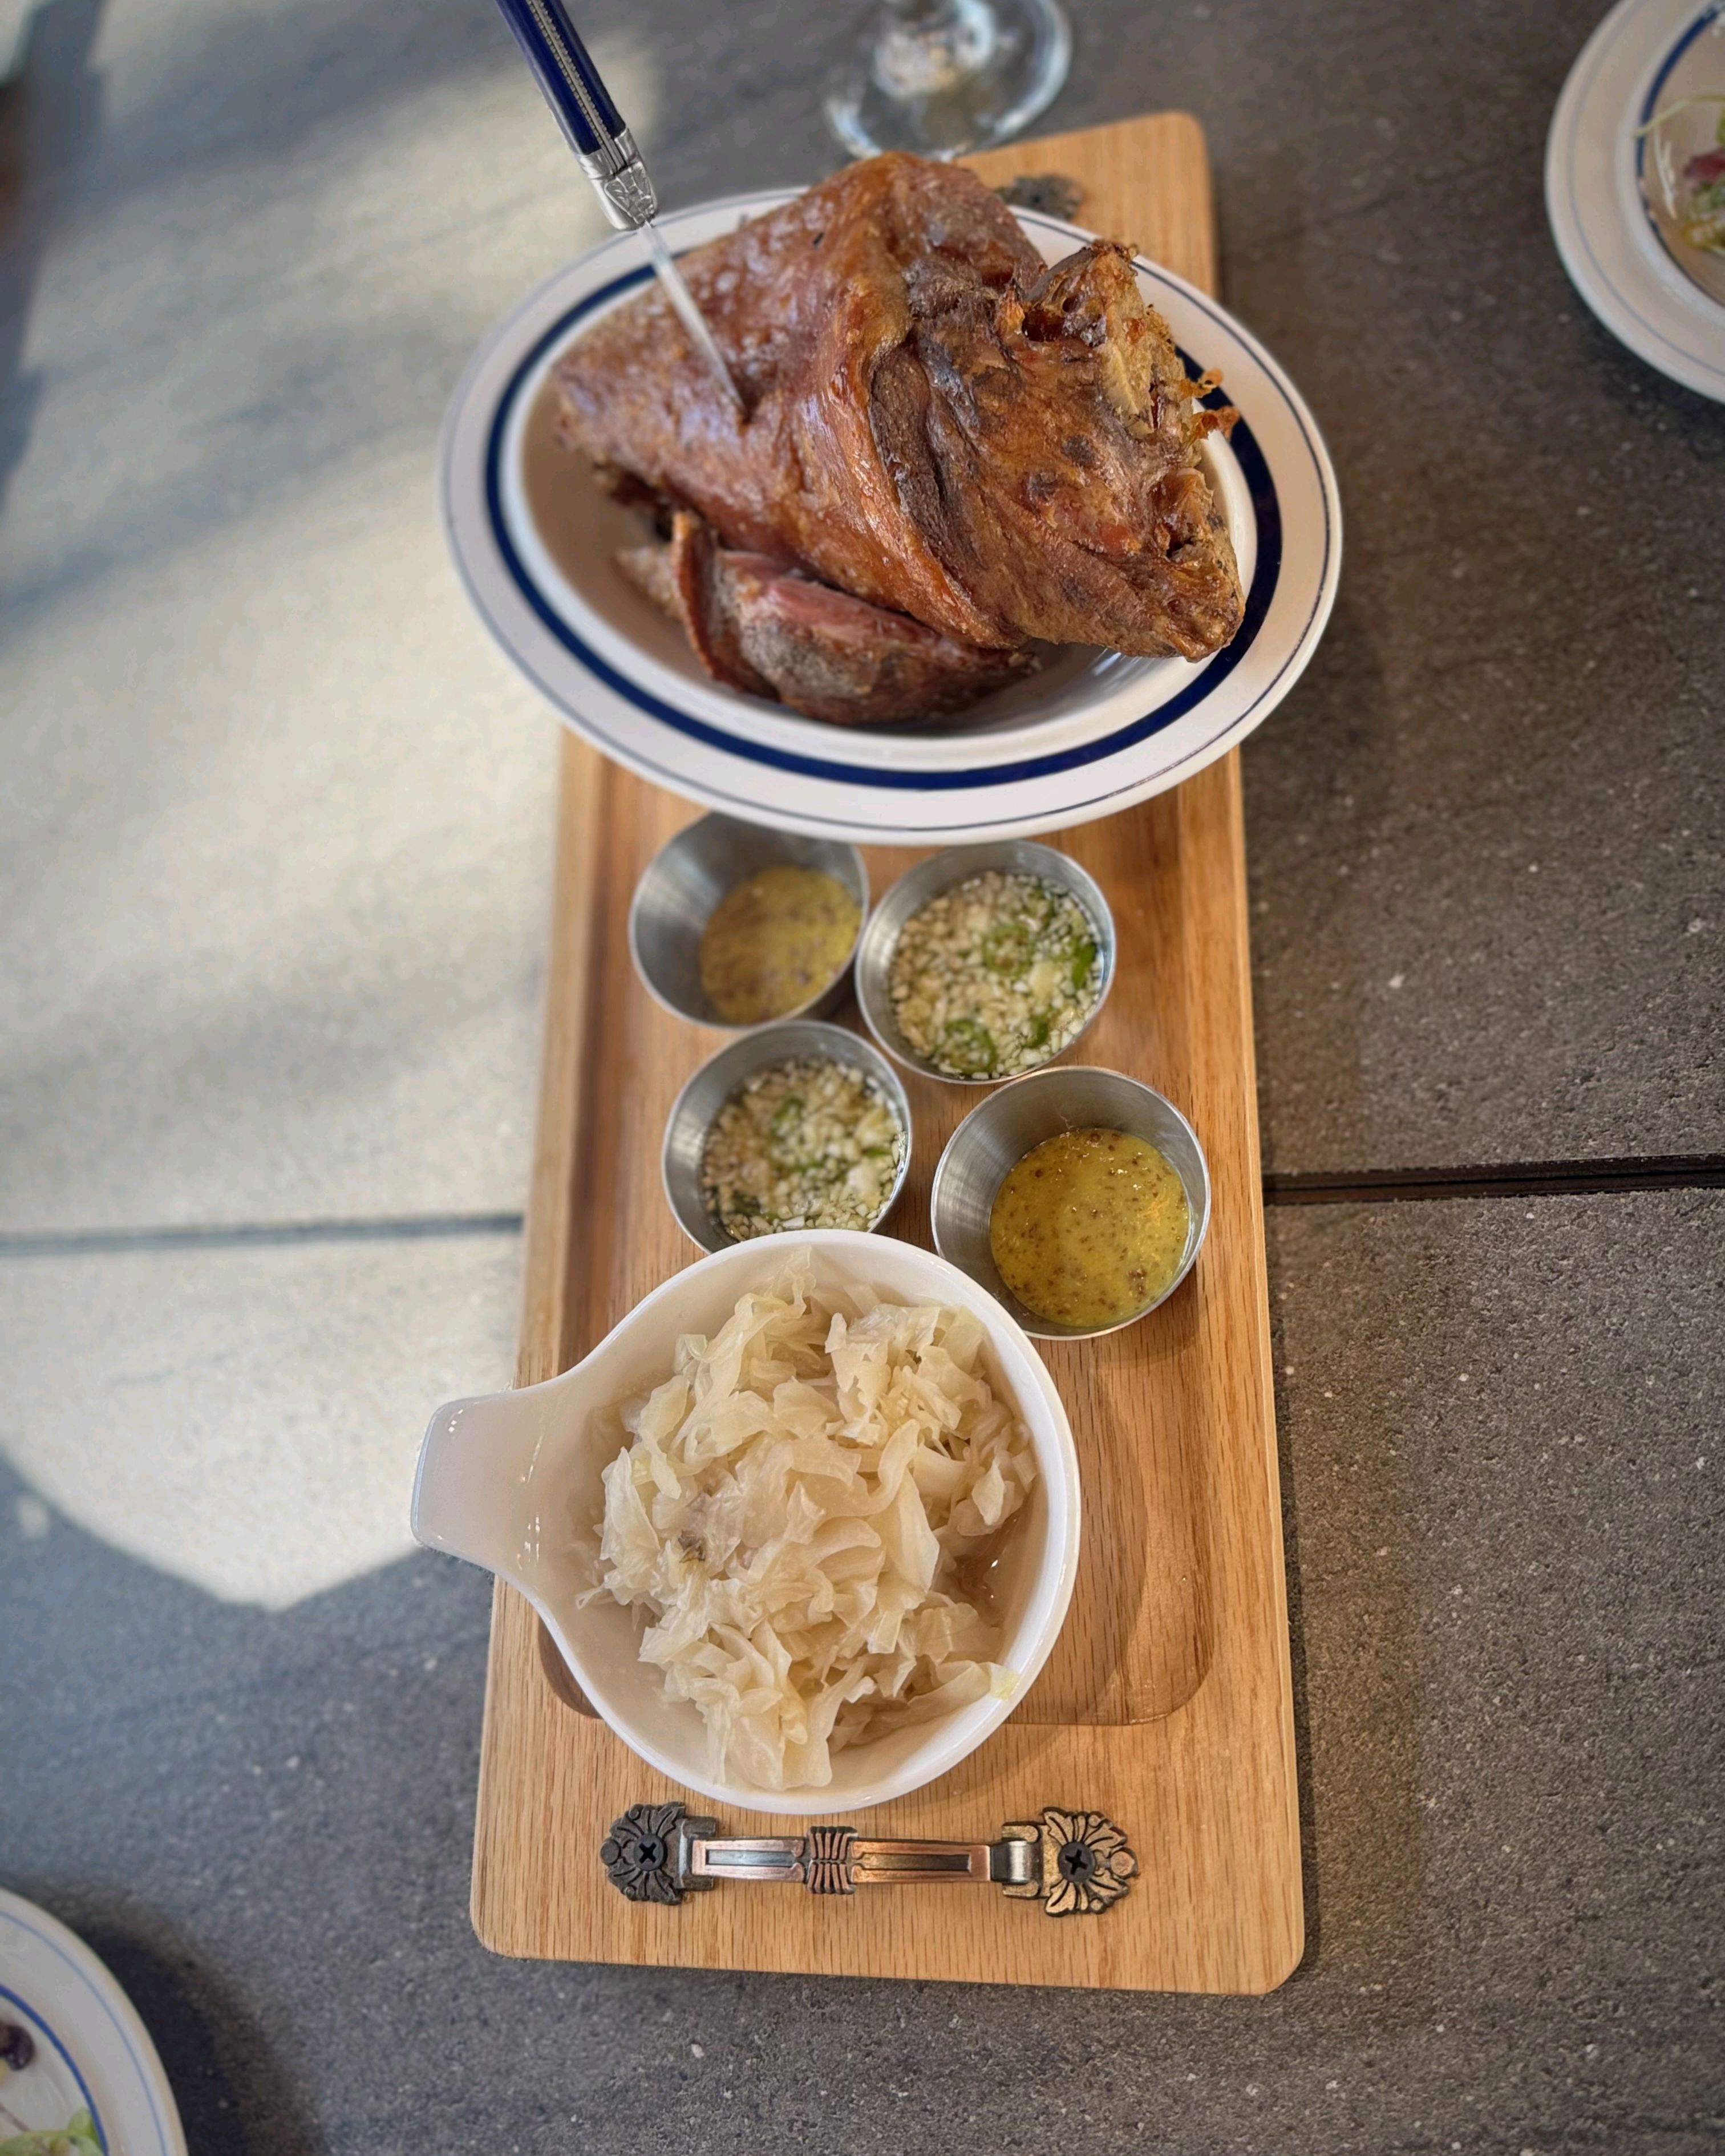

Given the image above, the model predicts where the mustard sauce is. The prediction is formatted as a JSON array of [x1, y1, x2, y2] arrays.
[[698, 866, 860, 1024], [989, 1127, 1190, 1330]]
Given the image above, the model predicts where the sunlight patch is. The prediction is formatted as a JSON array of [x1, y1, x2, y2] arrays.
[[0, 1234, 520, 1607]]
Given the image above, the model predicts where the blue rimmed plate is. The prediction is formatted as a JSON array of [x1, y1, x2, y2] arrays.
[[1548, 0, 1725, 402], [440, 191, 1341, 842], [0, 1890, 186, 2155]]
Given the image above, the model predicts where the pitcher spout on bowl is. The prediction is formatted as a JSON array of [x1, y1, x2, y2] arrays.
[[412, 1383, 565, 1597]]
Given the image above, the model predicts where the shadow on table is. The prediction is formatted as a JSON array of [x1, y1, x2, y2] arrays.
[[1275, 1416, 1325, 1981], [76, 1917, 318, 2156], [1265, 1210, 1438, 2017], [0, 0, 106, 519]]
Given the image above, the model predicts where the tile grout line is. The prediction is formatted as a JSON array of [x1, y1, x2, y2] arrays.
[[0, 1213, 528, 1258], [0, 1156, 1722, 1255], [1264, 1155, 1725, 1205]]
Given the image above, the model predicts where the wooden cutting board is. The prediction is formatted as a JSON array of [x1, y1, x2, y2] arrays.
[[470, 110, 1303, 1993]]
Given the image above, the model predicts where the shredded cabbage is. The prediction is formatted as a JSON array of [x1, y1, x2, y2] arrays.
[[585, 1253, 1038, 1790]]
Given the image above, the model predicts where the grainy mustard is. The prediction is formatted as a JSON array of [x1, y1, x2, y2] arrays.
[[989, 1127, 1189, 1329], [698, 866, 860, 1024]]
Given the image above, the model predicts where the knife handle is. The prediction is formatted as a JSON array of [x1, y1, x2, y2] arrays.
[[492, 0, 657, 226], [493, 0, 623, 156]]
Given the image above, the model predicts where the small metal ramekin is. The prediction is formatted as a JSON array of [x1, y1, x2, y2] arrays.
[[629, 813, 869, 1031], [662, 1020, 914, 1253], [929, 1065, 1212, 1340], [853, 841, 1116, 1085]]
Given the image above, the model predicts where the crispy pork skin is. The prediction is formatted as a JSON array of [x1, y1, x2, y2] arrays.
[[556, 152, 1242, 676]]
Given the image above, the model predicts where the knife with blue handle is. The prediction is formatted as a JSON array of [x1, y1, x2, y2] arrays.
[[492, 0, 744, 410]]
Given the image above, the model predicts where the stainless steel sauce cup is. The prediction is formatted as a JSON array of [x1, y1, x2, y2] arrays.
[[929, 1065, 1211, 1339], [853, 841, 1115, 1085], [629, 813, 868, 1030], [662, 1019, 913, 1253]]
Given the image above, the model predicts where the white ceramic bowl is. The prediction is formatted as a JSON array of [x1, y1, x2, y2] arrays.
[[440, 192, 1342, 842], [412, 1231, 1080, 1817]]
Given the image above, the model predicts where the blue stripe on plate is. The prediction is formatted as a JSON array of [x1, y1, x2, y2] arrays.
[[1637, 1, 1723, 133], [483, 253, 1285, 792], [0, 1978, 108, 2155]]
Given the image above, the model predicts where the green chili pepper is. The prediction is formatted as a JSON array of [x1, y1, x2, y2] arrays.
[[981, 919, 1031, 975], [769, 1095, 804, 1141], [1069, 937, 1097, 992], [938, 1018, 998, 1076]]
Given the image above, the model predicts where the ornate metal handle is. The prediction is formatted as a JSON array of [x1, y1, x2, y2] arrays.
[[601, 1803, 1138, 1918]]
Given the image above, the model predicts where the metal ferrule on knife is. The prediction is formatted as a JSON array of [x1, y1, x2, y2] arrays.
[[576, 135, 657, 232]]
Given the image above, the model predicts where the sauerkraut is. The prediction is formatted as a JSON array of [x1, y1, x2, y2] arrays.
[[587, 1254, 1038, 1790]]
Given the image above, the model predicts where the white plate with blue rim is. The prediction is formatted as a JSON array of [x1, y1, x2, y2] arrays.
[[440, 190, 1342, 844], [1547, 0, 1725, 402], [0, 1889, 186, 2155]]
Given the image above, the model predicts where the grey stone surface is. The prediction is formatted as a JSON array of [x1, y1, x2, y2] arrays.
[[0, 0, 596, 1233], [6, 1192, 1721, 2153], [4, 1, 1724, 2151], [1212, 1, 1725, 1174]]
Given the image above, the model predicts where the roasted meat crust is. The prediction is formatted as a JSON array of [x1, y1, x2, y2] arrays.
[[556, 152, 1244, 668], [618, 513, 1038, 727]]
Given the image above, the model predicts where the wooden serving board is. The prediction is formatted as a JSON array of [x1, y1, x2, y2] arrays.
[[471, 111, 1302, 1993]]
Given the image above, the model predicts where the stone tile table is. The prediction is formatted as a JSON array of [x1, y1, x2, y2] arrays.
[[1, 0, 1720, 2150]]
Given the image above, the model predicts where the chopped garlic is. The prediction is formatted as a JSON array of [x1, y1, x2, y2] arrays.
[[700, 1054, 905, 1239], [889, 870, 1103, 1078]]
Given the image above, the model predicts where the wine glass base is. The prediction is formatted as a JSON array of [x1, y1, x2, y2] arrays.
[[824, 0, 1072, 160]]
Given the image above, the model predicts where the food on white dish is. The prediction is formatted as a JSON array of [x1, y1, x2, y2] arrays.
[[0, 2117, 102, 2156], [556, 152, 1242, 725], [1641, 93, 1725, 260], [0, 2016, 101, 2155], [697, 862, 861, 1024], [990, 1126, 1191, 1331], [699, 1053, 905, 1237], [586, 1255, 1039, 1790], [889, 869, 1102, 1079], [616, 512, 1036, 727]]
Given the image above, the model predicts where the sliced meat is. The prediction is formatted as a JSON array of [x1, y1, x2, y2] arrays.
[[617, 513, 1038, 726], [557, 152, 1242, 664]]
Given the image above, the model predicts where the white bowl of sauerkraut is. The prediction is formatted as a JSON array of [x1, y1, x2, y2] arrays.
[[415, 1231, 1080, 1815]]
